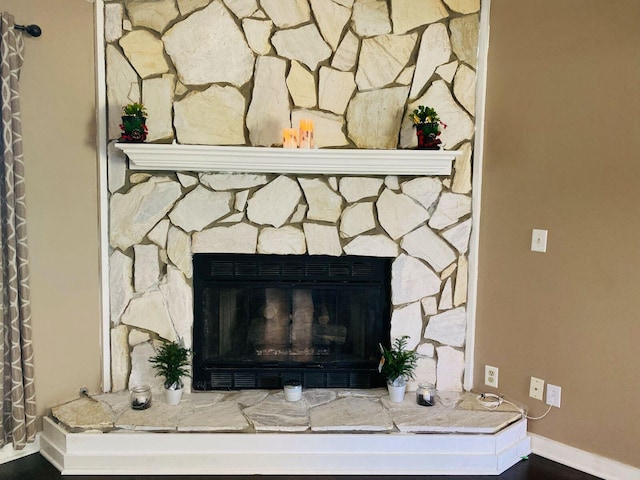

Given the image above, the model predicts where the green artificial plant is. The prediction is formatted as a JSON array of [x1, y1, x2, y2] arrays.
[[379, 336, 418, 387], [149, 341, 190, 390]]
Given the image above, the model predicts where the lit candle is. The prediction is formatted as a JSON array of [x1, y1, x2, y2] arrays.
[[298, 119, 314, 149], [282, 128, 298, 148]]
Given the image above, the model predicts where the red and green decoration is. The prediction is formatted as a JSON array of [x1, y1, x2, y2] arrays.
[[120, 102, 148, 143], [409, 105, 447, 150]]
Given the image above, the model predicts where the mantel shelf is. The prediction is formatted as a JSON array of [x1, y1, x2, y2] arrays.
[[115, 143, 460, 176]]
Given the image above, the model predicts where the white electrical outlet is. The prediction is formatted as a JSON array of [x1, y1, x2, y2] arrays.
[[529, 377, 545, 400], [485, 365, 499, 388], [546, 384, 562, 408]]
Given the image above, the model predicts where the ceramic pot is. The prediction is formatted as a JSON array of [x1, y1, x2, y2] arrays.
[[387, 383, 407, 403], [164, 387, 183, 406]]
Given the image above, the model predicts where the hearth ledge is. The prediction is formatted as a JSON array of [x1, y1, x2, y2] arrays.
[[115, 143, 460, 175]]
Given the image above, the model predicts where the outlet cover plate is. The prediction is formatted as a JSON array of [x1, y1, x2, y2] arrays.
[[485, 365, 499, 388], [529, 377, 545, 400], [546, 384, 562, 407]]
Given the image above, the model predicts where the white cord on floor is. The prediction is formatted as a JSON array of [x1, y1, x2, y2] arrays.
[[476, 392, 553, 421]]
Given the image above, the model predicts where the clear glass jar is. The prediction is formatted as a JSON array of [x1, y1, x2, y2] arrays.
[[130, 384, 152, 410], [283, 380, 302, 402], [416, 382, 436, 407]]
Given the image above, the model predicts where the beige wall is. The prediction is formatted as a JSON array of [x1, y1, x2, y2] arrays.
[[476, 0, 640, 467], [2, 1, 102, 424]]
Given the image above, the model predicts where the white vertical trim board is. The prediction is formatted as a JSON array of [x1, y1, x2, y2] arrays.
[[530, 434, 640, 480], [464, 0, 491, 390]]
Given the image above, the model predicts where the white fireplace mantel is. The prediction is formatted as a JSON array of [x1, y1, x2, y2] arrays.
[[115, 143, 461, 176]]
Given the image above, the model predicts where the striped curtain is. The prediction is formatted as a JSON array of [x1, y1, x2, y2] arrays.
[[0, 12, 36, 450]]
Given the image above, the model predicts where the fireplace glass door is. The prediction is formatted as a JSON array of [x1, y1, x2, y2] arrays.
[[192, 254, 391, 390]]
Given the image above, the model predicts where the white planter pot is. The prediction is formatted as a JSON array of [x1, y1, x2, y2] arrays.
[[387, 384, 406, 403], [164, 387, 183, 406]]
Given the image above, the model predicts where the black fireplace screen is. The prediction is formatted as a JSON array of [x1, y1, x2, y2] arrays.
[[192, 253, 391, 390]]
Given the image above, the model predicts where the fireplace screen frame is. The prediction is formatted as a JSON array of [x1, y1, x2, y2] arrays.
[[192, 253, 391, 390]]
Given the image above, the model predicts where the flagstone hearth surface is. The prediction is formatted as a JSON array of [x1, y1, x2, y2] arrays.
[[50, 389, 522, 435]]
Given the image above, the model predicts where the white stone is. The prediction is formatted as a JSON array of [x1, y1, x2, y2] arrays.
[[169, 186, 233, 232], [222, 0, 258, 18], [352, 0, 391, 37], [340, 202, 376, 238], [142, 75, 175, 142], [391, 254, 441, 305], [163, 2, 255, 86], [310, 0, 351, 50], [406, 355, 436, 392], [453, 64, 476, 115], [425, 307, 466, 347], [339, 177, 383, 203], [391, 0, 448, 34], [291, 109, 349, 148], [397, 66, 415, 86], [376, 189, 429, 240], [403, 80, 475, 150], [440, 262, 456, 280], [287, 61, 317, 109], [174, 85, 246, 145], [290, 204, 307, 224], [261, 0, 310, 27], [454, 256, 468, 307], [148, 219, 170, 249], [177, 173, 198, 189], [192, 223, 258, 253], [439, 278, 453, 310], [247, 56, 290, 147], [234, 190, 249, 212], [436, 60, 459, 83], [416, 342, 435, 357], [243, 393, 309, 432], [384, 176, 399, 191], [443, 0, 480, 13], [347, 87, 409, 149], [401, 177, 442, 212], [429, 192, 472, 230], [167, 226, 193, 278], [421, 297, 438, 316], [119, 30, 170, 79], [107, 141, 127, 193], [128, 329, 150, 346], [110, 177, 182, 250], [159, 266, 194, 348], [126, 0, 178, 33], [257, 226, 306, 255], [299, 178, 343, 223], [356, 34, 417, 91], [410, 23, 451, 99], [134, 244, 160, 292], [331, 30, 359, 72], [129, 341, 165, 392], [343, 235, 398, 257], [106, 45, 139, 138], [111, 324, 130, 392], [401, 226, 456, 273], [178, 401, 249, 432], [130, 173, 152, 184], [247, 176, 302, 227], [242, 18, 272, 55], [319, 67, 356, 115], [450, 14, 479, 68], [219, 212, 245, 223], [303, 224, 342, 256], [110, 250, 133, 324], [436, 346, 464, 392], [272, 24, 332, 71], [52, 398, 114, 431], [121, 291, 177, 342], [441, 218, 472, 254], [200, 173, 268, 191], [177, 0, 210, 16], [311, 397, 393, 432], [452, 142, 472, 194], [105, 3, 123, 43], [390, 302, 422, 350]]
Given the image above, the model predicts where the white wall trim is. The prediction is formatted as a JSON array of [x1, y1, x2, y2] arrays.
[[530, 434, 640, 480], [0, 434, 41, 466], [464, 0, 491, 390]]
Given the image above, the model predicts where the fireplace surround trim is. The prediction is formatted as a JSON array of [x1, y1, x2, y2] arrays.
[[116, 143, 461, 175]]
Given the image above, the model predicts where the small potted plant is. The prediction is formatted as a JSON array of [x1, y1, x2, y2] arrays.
[[149, 340, 190, 405], [409, 105, 446, 150], [119, 102, 148, 143], [379, 336, 418, 402]]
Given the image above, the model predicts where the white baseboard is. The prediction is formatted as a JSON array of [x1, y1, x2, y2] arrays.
[[0, 434, 40, 465], [530, 433, 640, 480]]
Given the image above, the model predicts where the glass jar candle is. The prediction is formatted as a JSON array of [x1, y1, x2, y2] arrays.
[[130, 384, 152, 410], [416, 382, 436, 407], [283, 380, 302, 402]]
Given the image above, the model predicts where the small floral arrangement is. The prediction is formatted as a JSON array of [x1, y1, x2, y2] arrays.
[[122, 102, 147, 117], [120, 102, 148, 142], [409, 106, 446, 149]]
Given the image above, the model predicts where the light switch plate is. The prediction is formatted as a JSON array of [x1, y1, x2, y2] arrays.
[[531, 229, 548, 252]]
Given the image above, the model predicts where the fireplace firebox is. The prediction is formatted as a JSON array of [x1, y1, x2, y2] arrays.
[[192, 253, 391, 390]]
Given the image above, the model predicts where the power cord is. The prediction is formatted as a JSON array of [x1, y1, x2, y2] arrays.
[[476, 392, 553, 421]]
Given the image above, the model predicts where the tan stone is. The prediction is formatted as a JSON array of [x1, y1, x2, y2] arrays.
[[352, 0, 391, 37], [356, 33, 417, 91], [126, 0, 179, 33], [319, 67, 356, 115], [287, 61, 317, 109], [391, 0, 448, 34], [450, 14, 479, 68], [119, 30, 170, 79]]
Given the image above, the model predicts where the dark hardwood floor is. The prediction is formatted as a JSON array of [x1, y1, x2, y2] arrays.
[[0, 453, 602, 479]]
